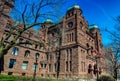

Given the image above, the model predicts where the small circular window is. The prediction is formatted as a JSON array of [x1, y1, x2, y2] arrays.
[[67, 22, 73, 28]]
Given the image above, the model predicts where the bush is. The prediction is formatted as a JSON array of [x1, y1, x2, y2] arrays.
[[98, 75, 116, 81]]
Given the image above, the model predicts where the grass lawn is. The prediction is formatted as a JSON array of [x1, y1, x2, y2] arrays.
[[0, 75, 68, 81]]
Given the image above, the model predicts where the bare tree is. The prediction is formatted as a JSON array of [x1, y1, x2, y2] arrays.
[[104, 16, 120, 80], [0, 0, 64, 73]]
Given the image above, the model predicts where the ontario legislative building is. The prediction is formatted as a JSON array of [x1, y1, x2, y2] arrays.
[[0, 0, 108, 79]]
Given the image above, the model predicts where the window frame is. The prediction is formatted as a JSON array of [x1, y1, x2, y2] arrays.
[[12, 47, 19, 55]]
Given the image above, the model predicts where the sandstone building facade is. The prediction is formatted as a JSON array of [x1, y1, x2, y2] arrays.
[[0, 0, 107, 79]]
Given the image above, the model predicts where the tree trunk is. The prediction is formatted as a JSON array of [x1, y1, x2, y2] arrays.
[[0, 48, 8, 74], [114, 69, 117, 80], [0, 51, 4, 74]]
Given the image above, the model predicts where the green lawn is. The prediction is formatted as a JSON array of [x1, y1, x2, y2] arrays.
[[0, 75, 68, 81]]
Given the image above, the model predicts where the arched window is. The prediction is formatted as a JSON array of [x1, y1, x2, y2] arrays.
[[24, 50, 30, 57], [88, 64, 92, 74], [35, 53, 39, 60], [12, 47, 19, 55], [99, 67, 102, 74], [93, 64, 97, 75]]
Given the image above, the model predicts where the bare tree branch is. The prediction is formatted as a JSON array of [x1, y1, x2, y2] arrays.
[[22, 5, 27, 29]]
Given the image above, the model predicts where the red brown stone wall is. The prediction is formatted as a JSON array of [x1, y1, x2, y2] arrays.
[[0, 1, 106, 79]]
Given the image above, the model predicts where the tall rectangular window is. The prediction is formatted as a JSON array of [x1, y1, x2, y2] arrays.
[[33, 63, 38, 71], [49, 64, 51, 72], [81, 62, 83, 72], [70, 34, 71, 42], [70, 61, 72, 71], [70, 48, 72, 60], [47, 54, 49, 60], [66, 61, 68, 71], [72, 33, 74, 41], [66, 49, 69, 60], [54, 63, 56, 72], [8, 59, 16, 68], [50, 53, 52, 61], [22, 61, 28, 70], [44, 64, 47, 68], [12, 47, 19, 55], [41, 64, 43, 68], [83, 62, 85, 72]]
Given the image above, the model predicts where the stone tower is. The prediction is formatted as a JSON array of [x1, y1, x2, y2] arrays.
[[59, 5, 104, 78], [0, 0, 14, 40], [41, 19, 53, 43], [62, 5, 89, 46]]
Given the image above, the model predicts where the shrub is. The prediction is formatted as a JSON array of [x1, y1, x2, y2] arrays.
[[98, 75, 116, 81]]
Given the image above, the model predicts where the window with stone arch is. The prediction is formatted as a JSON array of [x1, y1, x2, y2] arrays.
[[24, 50, 30, 57], [88, 64, 92, 74], [35, 53, 40, 59], [93, 64, 97, 75]]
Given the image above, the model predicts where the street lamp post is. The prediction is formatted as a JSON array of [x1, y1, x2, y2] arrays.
[[32, 53, 39, 81], [92, 49, 101, 81], [95, 55, 100, 81]]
